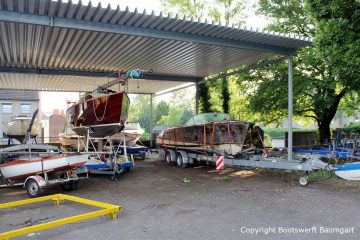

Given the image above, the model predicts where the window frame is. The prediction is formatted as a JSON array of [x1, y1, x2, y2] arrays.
[[20, 103, 31, 114], [2, 103, 12, 113]]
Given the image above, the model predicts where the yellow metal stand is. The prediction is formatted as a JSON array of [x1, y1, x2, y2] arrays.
[[0, 194, 122, 240]]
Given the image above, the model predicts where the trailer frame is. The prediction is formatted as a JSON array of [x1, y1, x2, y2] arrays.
[[161, 145, 333, 185], [0, 194, 121, 240]]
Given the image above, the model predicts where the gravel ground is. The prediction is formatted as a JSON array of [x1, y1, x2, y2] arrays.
[[1, 156, 360, 240]]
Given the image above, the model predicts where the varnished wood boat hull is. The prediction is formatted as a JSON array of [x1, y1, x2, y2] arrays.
[[156, 121, 251, 156], [67, 92, 130, 137]]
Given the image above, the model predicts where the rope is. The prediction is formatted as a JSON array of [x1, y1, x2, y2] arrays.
[[92, 96, 109, 122]]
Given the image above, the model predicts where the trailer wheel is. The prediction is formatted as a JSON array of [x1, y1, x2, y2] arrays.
[[176, 152, 188, 168], [139, 152, 146, 160], [299, 176, 308, 186], [26, 179, 44, 198], [61, 180, 79, 191], [165, 149, 176, 165]]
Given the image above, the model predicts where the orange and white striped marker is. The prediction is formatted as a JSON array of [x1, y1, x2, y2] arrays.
[[216, 155, 225, 170]]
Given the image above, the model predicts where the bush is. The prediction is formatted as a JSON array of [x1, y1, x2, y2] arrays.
[[140, 132, 150, 141], [340, 122, 360, 135]]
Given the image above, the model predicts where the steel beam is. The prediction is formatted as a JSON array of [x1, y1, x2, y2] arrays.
[[195, 83, 199, 114], [200, 56, 289, 84], [154, 83, 197, 96], [0, 66, 200, 82], [0, 10, 296, 55], [288, 57, 293, 161], [150, 94, 153, 148]]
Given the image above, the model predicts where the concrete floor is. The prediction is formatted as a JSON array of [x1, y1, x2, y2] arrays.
[[1, 156, 360, 240]]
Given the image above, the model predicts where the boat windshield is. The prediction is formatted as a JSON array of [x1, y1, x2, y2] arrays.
[[185, 112, 231, 126], [125, 122, 142, 130]]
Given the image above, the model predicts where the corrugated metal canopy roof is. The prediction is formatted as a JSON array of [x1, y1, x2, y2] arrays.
[[0, 0, 311, 94]]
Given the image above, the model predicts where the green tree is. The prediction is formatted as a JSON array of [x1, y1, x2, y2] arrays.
[[155, 100, 169, 124], [157, 106, 184, 125], [208, 0, 246, 26], [197, 83, 212, 113], [180, 108, 194, 124], [160, 0, 208, 18], [161, 0, 212, 114], [129, 95, 152, 132], [209, 0, 246, 114], [221, 78, 230, 113], [161, 0, 247, 114], [237, 0, 360, 143]]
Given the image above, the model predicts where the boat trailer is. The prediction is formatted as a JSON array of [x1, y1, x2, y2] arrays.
[[161, 146, 334, 185], [79, 127, 136, 180], [0, 162, 89, 198]]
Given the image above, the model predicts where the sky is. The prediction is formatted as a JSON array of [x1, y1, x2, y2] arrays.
[[40, 0, 268, 115]]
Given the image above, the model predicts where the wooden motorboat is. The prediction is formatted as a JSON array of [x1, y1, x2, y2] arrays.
[[0, 153, 88, 180], [59, 133, 85, 151], [59, 126, 85, 151], [66, 90, 130, 138], [110, 122, 145, 147], [156, 112, 252, 156]]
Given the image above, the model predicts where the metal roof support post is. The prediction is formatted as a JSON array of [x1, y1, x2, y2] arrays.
[[195, 83, 199, 114], [287, 56, 293, 161], [150, 93, 153, 149]]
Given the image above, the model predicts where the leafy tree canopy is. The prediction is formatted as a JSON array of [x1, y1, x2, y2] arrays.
[[237, 0, 360, 143]]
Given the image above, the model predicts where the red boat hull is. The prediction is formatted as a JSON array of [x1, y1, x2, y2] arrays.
[[67, 92, 130, 137]]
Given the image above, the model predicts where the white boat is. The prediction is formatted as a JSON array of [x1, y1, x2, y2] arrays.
[[0, 143, 59, 153], [0, 153, 89, 180], [2, 115, 38, 139], [334, 162, 360, 180], [110, 122, 145, 147]]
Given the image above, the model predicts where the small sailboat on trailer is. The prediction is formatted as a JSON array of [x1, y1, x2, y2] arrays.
[[0, 140, 89, 197], [0, 109, 90, 197], [0, 153, 88, 180]]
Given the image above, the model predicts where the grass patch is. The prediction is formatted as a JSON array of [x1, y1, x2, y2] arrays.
[[308, 169, 338, 182], [220, 176, 231, 182], [181, 177, 191, 183]]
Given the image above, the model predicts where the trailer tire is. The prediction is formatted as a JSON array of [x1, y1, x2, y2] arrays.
[[61, 180, 79, 191], [299, 176, 308, 186], [165, 149, 176, 165], [176, 151, 188, 168], [139, 151, 146, 160], [26, 179, 44, 198]]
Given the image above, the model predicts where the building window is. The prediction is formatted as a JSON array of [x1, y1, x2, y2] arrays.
[[21, 104, 31, 114], [2, 103, 12, 113]]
